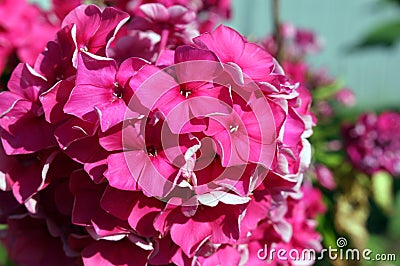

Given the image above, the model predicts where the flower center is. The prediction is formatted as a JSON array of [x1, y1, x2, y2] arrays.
[[113, 82, 123, 98], [146, 145, 158, 157], [229, 124, 239, 133], [180, 88, 192, 98]]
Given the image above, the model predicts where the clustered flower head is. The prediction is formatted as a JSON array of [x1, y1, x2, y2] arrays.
[[343, 111, 400, 177], [0, 2, 323, 265]]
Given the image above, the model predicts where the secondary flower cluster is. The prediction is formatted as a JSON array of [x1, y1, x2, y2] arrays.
[[0, 0, 58, 77], [261, 23, 360, 191], [343, 111, 400, 177], [0, 3, 322, 266], [261, 23, 356, 119]]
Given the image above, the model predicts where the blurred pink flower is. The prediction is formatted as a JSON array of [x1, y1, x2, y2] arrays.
[[343, 111, 400, 176]]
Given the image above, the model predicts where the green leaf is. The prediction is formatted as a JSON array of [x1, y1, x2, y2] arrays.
[[312, 82, 343, 101], [353, 19, 400, 49], [388, 192, 400, 238], [371, 171, 394, 214], [380, 0, 400, 7], [0, 243, 12, 266]]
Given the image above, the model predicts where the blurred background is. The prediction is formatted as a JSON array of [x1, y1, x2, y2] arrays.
[[225, 0, 400, 111]]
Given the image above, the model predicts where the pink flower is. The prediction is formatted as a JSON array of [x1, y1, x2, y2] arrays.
[[194, 25, 274, 82], [0, 4, 318, 265], [129, 3, 199, 52], [62, 4, 129, 61], [101, 117, 199, 197], [64, 51, 148, 131], [0, 64, 56, 155], [295, 28, 321, 54], [205, 96, 276, 168], [335, 88, 356, 107], [315, 164, 336, 190], [51, 0, 82, 21], [0, 0, 58, 71], [130, 45, 231, 133], [154, 198, 246, 258], [343, 111, 400, 176]]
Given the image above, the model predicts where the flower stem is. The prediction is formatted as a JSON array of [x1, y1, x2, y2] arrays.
[[158, 28, 170, 55], [272, 0, 283, 61]]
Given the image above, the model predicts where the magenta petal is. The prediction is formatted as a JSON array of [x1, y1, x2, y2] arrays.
[[156, 49, 175, 66], [238, 43, 274, 81], [168, 5, 196, 24], [11, 151, 59, 204], [273, 220, 293, 243], [0, 92, 21, 117], [64, 84, 111, 121], [10, 159, 42, 203], [127, 194, 164, 237], [149, 235, 179, 265], [200, 246, 241, 266], [7, 63, 47, 102], [174, 46, 221, 84], [64, 53, 118, 120], [116, 57, 149, 88], [189, 94, 232, 119], [2, 117, 57, 155], [84, 157, 107, 184], [133, 153, 176, 197], [95, 99, 126, 132], [99, 124, 123, 151], [0, 92, 33, 133], [82, 238, 150, 266], [194, 25, 245, 63], [76, 51, 117, 87], [121, 122, 147, 151], [40, 80, 74, 124], [163, 100, 191, 134], [170, 218, 212, 257], [63, 135, 107, 165], [90, 7, 130, 55], [62, 5, 102, 47], [100, 186, 138, 220], [104, 152, 140, 191], [283, 108, 306, 146], [140, 3, 170, 22], [4, 216, 76, 266], [206, 116, 248, 167], [129, 65, 178, 111], [0, 142, 17, 191], [54, 117, 96, 150], [69, 169, 106, 226]]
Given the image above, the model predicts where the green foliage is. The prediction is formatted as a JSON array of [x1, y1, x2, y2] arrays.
[[0, 243, 12, 266], [371, 171, 394, 214], [354, 19, 400, 49], [381, 0, 400, 6], [351, 0, 400, 50]]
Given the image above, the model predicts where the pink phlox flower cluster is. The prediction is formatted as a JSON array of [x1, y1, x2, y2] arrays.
[[0, 4, 322, 266]]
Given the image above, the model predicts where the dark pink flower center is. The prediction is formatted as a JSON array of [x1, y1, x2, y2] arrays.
[[229, 124, 239, 133], [112, 82, 123, 99], [146, 145, 158, 157], [179, 88, 192, 98]]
